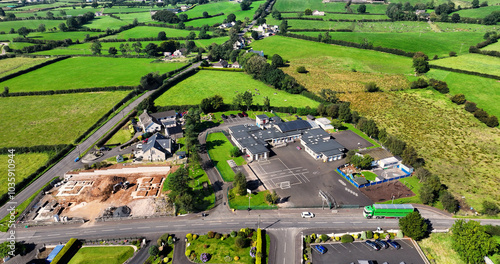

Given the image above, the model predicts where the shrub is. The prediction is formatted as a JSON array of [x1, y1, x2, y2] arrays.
[[149, 245, 159, 256], [373, 233, 379, 239], [304, 236, 312, 243], [296, 66, 307, 73], [410, 78, 428, 89], [230, 231, 237, 238], [482, 201, 500, 215], [235, 237, 246, 248], [365, 82, 380, 92], [315, 238, 322, 243], [207, 231, 215, 238], [200, 253, 210, 263], [256, 228, 263, 264], [234, 256, 240, 261], [451, 94, 466, 104], [193, 234, 198, 240], [486, 116, 499, 127], [366, 230, 373, 239], [341, 234, 354, 243], [320, 234, 328, 242], [238, 231, 246, 237], [203, 244, 209, 249], [185, 250, 191, 257], [186, 233, 193, 242], [440, 191, 459, 213], [310, 233, 316, 240], [464, 101, 477, 112], [449, 51, 457, 57], [335, 236, 341, 241], [215, 233, 222, 239], [250, 246, 256, 258]]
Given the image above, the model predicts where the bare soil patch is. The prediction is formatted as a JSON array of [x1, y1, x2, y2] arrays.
[[360, 181, 415, 203]]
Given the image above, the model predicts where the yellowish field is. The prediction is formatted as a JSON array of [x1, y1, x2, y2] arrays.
[[418, 232, 465, 264], [0, 57, 51, 78], [341, 89, 500, 210]]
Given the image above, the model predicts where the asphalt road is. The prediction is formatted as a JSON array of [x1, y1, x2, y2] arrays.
[[0, 63, 200, 221]]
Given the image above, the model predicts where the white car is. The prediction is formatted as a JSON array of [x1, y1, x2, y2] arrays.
[[136, 144, 143, 149], [301, 212, 315, 218]]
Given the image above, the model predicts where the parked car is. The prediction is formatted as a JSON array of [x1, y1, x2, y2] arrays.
[[301, 212, 315, 218], [312, 245, 326, 254], [296, 146, 302, 150], [365, 240, 381, 251], [230, 114, 236, 118], [237, 113, 244, 118], [137, 144, 143, 149], [99, 147, 110, 151], [387, 239, 401, 249], [374, 239, 389, 249], [242, 112, 248, 117], [142, 138, 148, 143], [74, 157, 80, 162], [221, 114, 227, 119]]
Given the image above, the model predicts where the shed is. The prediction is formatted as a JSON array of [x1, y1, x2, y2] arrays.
[[116, 155, 124, 163], [47, 245, 64, 263], [377, 157, 400, 168]]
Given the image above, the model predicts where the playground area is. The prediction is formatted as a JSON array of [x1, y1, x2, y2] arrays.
[[338, 163, 411, 188]]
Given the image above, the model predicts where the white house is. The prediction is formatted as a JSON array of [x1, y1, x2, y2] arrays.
[[312, 10, 325, 16], [172, 49, 183, 57], [139, 110, 162, 134], [231, 61, 241, 68]]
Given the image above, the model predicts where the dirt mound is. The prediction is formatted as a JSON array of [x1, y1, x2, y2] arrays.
[[360, 180, 414, 203]]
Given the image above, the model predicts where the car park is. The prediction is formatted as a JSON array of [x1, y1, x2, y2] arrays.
[[313, 245, 326, 254], [365, 240, 381, 251], [242, 112, 248, 117], [238, 113, 244, 118], [387, 240, 401, 249], [375, 239, 389, 249], [230, 114, 236, 118], [301, 212, 315, 218], [221, 114, 227, 119]]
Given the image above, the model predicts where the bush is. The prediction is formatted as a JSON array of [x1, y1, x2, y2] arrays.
[[149, 245, 159, 256], [341, 234, 354, 243], [185, 250, 191, 257], [256, 228, 263, 264], [51, 238, 81, 264], [207, 231, 215, 238], [304, 236, 312, 243], [296, 66, 307, 73], [410, 78, 428, 89], [373, 233, 379, 239], [440, 191, 459, 213], [451, 94, 466, 105], [230, 231, 237, 238], [320, 234, 328, 242], [186, 233, 193, 242], [366, 230, 373, 239], [235, 237, 246, 248], [229, 146, 241, 157], [365, 82, 380, 92], [234, 256, 240, 261], [464, 101, 478, 113], [449, 51, 457, 57], [482, 201, 500, 215], [215, 233, 222, 239], [486, 116, 499, 127], [193, 234, 198, 240]]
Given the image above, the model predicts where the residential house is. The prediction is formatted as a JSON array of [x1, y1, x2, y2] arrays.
[[180, 5, 188, 11], [231, 61, 241, 68], [247, 48, 264, 57], [150, 110, 177, 123], [141, 133, 174, 161], [95, 12, 103, 16], [312, 10, 325, 16], [233, 38, 245, 50], [139, 110, 162, 134], [213, 59, 229, 68], [172, 49, 183, 57]]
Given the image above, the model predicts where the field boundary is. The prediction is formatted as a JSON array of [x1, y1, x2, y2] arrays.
[[0, 55, 70, 83], [429, 64, 500, 80]]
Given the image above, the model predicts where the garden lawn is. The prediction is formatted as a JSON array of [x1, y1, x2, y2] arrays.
[[0, 57, 50, 78], [361, 171, 378, 181], [0, 91, 131, 148], [154, 70, 319, 108], [105, 125, 133, 146], [418, 233, 465, 264], [426, 69, 500, 117], [206, 132, 245, 182], [0, 153, 51, 198], [67, 246, 134, 264], [456, 5, 500, 18], [0, 57, 185, 92], [296, 31, 484, 57], [430, 53, 500, 77], [342, 89, 500, 210], [229, 189, 277, 210]]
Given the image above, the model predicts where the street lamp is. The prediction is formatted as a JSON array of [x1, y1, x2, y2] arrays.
[[247, 189, 251, 212]]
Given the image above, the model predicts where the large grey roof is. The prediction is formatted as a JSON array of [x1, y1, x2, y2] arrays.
[[150, 110, 176, 120], [142, 133, 172, 154], [140, 111, 161, 129], [275, 120, 311, 133], [302, 129, 345, 157]]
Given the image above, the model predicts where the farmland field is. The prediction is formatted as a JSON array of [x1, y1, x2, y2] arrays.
[[154, 70, 320, 107], [184, 1, 265, 27], [23, 31, 102, 41], [0, 20, 63, 32], [67, 246, 134, 264], [296, 31, 484, 57], [0, 91, 131, 147], [33, 37, 228, 55], [274, 0, 387, 13], [84, 16, 129, 30], [0, 57, 51, 78], [341, 89, 500, 210], [430, 53, 500, 76], [0, 153, 52, 198], [102, 26, 208, 40], [0, 57, 185, 92], [455, 5, 500, 18], [483, 41, 500, 51], [281, 12, 390, 20], [426, 69, 500, 117], [5, 42, 35, 50]]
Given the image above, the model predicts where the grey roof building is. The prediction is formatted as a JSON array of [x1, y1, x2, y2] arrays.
[[142, 133, 173, 161], [300, 128, 345, 162]]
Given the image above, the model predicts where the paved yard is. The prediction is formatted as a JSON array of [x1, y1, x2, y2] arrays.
[[332, 130, 373, 151], [248, 141, 373, 208], [312, 239, 427, 264]]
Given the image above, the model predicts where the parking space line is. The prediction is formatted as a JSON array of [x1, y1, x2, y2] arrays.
[[327, 244, 343, 253], [400, 239, 413, 249]]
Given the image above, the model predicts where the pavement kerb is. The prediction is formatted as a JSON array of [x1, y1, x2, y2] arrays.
[[411, 238, 431, 264]]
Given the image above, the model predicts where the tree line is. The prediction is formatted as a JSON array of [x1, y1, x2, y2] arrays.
[[1, 86, 135, 98]]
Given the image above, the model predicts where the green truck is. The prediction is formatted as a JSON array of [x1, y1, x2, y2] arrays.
[[363, 204, 414, 219]]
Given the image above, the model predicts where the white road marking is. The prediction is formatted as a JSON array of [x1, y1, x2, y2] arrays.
[[316, 222, 327, 224], [137, 226, 150, 229], [102, 229, 114, 232], [119, 228, 133, 230], [174, 224, 186, 227]]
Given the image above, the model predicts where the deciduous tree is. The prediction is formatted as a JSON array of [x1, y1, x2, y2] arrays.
[[90, 40, 102, 55], [17, 26, 29, 38], [399, 211, 428, 240], [451, 220, 497, 263], [234, 172, 247, 196]]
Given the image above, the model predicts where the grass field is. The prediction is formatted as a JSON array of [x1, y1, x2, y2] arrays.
[[0, 57, 185, 92], [281, 12, 390, 20], [0, 152, 51, 197], [0, 56, 50, 78], [342, 89, 500, 211], [361, 171, 378, 181], [183, 1, 264, 27], [67, 246, 134, 264], [84, 16, 129, 30], [418, 232, 465, 264], [102, 26, 207, 40], [188, 162, 216, 211], [274, 0, 387, 13], [456, 5, 500, 18], [483, 41, 500, 51], [105, 125, 133, 146], [206, 132, 246, 182], [0, 31, 101, 42], [229, 189, 277, 210], [426, 69, 500, 117], [0, 91, 130, 147], [0, 19, 63, 32], [431, 53, 500, 76], [296, 31, 484, 57], [154, 70, 320, 107]]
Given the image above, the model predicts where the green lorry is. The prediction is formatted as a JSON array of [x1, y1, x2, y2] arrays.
[[363, 204, 414, 219]]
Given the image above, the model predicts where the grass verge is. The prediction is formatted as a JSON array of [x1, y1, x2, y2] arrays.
[[67, 246, 134, 264], [206, 132, 246, 182]]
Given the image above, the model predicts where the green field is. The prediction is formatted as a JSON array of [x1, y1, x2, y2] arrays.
[[0, 152, 51, 197], [456, 5, 500, 18], [0, 57, 185, 92], [361, 171, 378, 181], [84, 16, 129, 30], [188, 162, 216, 211], [281, 12, 390, 20], [426, 69, 500, 117], [33, 37, 228, 55], [296, 31, 484, 57], [6, 42, 35, 50], [0, 57, 50, 78], [182, 1, 264, 27], [154, 70, 320, 107], [418, 232, 466, 264], [274, 0, 387, 13], [105, 125, 133, 146], [342, 89, 500, 210], [483, 41, 500, 51], [251, 36, 413, 74], [431, 53, 500, 76], [206, 132, 246, 182], [0, 19, 63, 32], [67, 246, 134, 264], [25, 31, 102, 41], [229, 189, 277, 210], [102, 26, 207, 40], [0, 91, 130, 147]]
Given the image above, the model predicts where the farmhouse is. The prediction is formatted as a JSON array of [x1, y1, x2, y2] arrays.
[[141, 133, 174, 161], [213, 59, 229, 68], [139, 110, 162, 134], [228, 119, 345, 162], [150, 110, 177, 123], [231, 61, 241, 68]]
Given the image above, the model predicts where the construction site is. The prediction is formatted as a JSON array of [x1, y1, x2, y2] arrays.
[[24, 164, 176, 225]]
